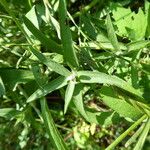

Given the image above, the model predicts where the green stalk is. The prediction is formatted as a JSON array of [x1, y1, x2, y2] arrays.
[[133, 118, 150, 150], [73, 0, 99, 18], [106, 115, 147, 150]]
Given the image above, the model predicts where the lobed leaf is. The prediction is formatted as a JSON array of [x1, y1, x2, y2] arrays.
[[112, 4, 148, 40]]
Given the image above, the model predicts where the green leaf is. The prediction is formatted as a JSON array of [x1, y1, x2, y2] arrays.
[[64, 80, 76, 114], [27, 76, 68, 103], [146, 2, 150, 38], [131, 66, 139, 89], [1, 0, 70, 77], [0, 108, 20, 119], [100, 86, 143, 121], [59, 0, 79, 68], [0, 0, 70, 77], [0, 77, 5, 96], [73, 84, 120, 126], [112, 4, 148, 40], [0, 0, 29, 40], [31, 64, 48, 87], [40, 98, 68, 150], [127, 40, 150, 51], [106, 13, 120, 51], [80, 15, 97, 40], [73, 84, 89, 121], [85, 109, 120, 126], [23, 5, 40, 46], [23, 16, 62, 54], [77, 71, 144, 103], [29, 47, 71, 77], [0, 68, 34, 90]]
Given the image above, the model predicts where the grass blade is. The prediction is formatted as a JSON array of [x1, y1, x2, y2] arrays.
[[40, 98, 68, 150], [23, 5, 40, 46], [59, 0, 79, 68]]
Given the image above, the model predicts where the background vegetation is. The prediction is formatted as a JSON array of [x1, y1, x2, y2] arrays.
[[0, 0, 150, 149]]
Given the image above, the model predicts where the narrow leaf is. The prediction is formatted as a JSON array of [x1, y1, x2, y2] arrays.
[[106, 13, 120, 51], [73, 84, 89, 121], [23, 16, 62, 54], [0, 108, 20, 119], [64, 80, 76, 114], [127, 40, 150, 51], [0, 77, 5, 96], [0, 0, 70, 77], [27, 76, 68, 103], [31, 64, 48, 87], [100, 86, 143, 121], [40, 98, 68, 150], [0, 68, 34, 90], [77, 71, 144, 103], [23, 5, 40, 46], [29, 47, 71, 77], [59, 0, 79, 68]]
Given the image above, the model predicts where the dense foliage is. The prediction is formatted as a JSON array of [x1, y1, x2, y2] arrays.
[[0, 0, 150, 149]]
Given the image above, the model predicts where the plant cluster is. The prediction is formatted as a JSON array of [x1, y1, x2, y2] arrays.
[[0, 0, 150, 149]]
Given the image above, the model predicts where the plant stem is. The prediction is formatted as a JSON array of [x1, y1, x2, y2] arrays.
[[73, 0, 99, 18], [106, 114, 147, 150]]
